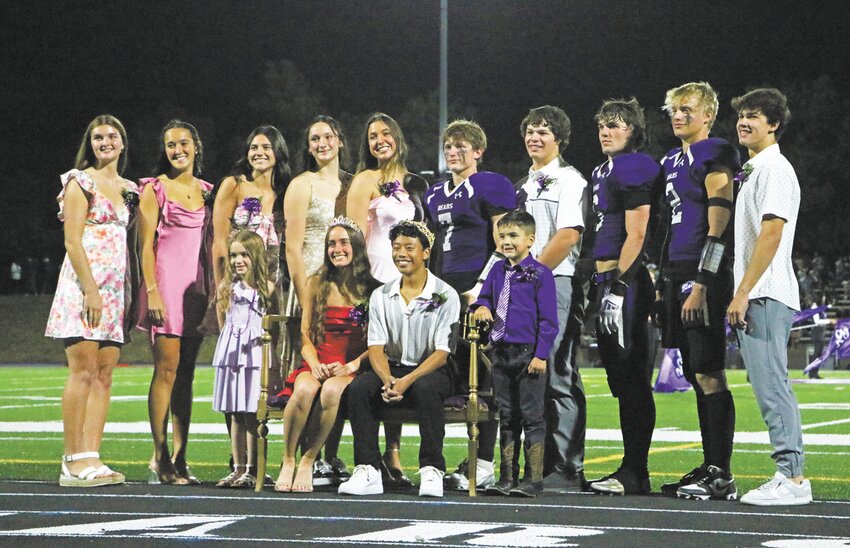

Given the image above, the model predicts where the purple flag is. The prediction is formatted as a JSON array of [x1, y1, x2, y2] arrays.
[[805, 318, 850, 373], [654, 349, 692, 393], [793, 305, 829, 326]]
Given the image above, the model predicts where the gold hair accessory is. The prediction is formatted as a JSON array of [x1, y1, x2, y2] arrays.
[[330, 216, 361, 233], [395, 220, 435, 248]]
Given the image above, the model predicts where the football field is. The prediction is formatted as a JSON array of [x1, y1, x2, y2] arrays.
[[0, 365, 849, 546], [0, 365, 848, 499]]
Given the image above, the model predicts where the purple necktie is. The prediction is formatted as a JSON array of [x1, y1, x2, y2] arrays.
[[491, 268, 513, 341]]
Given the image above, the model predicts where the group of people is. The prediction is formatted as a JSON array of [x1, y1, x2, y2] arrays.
[[46, 80, 812, 507]]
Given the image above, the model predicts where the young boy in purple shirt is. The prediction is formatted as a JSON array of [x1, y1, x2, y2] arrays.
[[472, 210, 558, 497]]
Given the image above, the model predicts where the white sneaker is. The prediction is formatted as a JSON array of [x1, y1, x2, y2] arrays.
[[447, 458, 496, 491], [338, 464, 383, 495], [740, 472, 812, 506], [418, 466, 445, 497]]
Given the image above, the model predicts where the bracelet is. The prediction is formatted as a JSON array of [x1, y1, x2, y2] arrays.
[[146, 284, 159, 294]]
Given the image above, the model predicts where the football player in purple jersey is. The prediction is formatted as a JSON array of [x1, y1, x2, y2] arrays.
[[585, 98, 660, 496], [424, 119, 516, 490], [657, 82, 740, 501]]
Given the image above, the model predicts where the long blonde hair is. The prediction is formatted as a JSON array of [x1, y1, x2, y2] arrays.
[[217, 230, 272, 314]]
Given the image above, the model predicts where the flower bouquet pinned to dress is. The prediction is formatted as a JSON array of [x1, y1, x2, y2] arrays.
[[202, 189, 214, 206], [121, 187, 140, 210], [231, 197, 264, 231], [349, 300, 369, 327], [378, 180, 402, 202]]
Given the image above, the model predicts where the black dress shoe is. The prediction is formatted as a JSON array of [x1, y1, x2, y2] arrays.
[[510, 479, 543, 498], [542, 470, 587, 493], [485, 478, 517, 496]]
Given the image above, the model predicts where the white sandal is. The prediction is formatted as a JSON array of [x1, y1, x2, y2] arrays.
[[59, 452, 122, 487]]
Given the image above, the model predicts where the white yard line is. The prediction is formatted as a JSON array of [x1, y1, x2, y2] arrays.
[[0, 422, 848, 446]]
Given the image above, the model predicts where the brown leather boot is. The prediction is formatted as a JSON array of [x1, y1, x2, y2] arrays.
[[510, 442, 544, 497], [486, 440, 519, 496]]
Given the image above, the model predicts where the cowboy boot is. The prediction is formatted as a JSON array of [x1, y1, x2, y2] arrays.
[[510, 441, 544, 497]]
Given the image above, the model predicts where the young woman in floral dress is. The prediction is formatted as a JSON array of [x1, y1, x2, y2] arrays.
[[46, 114, 137, 487]]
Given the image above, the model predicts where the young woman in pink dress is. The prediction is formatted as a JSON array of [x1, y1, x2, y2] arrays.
[[46, 114, 137, 487], [345, 113, 428, 487], [275, 218, 380, 492], [137, 120, 212, 485]]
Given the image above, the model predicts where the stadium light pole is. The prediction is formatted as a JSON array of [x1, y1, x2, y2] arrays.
[[438, 0, 448, 175]]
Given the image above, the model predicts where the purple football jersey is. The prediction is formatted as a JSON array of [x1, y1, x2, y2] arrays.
[[425, 171, 516, 274], [661, 137, 740, 264], [591, 153, 660, 260]]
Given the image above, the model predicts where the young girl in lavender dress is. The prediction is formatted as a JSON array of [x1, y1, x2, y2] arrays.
[[212, 230, 277, 488]]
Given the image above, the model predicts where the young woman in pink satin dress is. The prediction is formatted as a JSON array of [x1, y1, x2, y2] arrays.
[[137, 120, 212, 485], [345, 113, 428, 487]]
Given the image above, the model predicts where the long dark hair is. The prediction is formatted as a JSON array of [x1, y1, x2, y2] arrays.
[[356, 112, 408, 174], [74, 114, 129, 175], [154, 119, 204, 177], [309, 221, 379, 345], [230, 125, 292, 200], [300, 115, 349, 173]]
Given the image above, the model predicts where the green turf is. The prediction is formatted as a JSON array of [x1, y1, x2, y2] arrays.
[[1, 366, 848, 500]]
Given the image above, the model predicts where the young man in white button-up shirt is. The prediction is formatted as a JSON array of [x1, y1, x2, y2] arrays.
[[726, 88, 812, 506], [516, 106, 588, 492], [339, 221, 461, 498]]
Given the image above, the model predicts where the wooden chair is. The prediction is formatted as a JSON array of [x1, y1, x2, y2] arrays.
[[254, 279, 301, 492], [254, 311, 498, 496]]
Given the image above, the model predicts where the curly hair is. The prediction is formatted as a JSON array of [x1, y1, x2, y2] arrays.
[[309, 222, 380, 345], [217, 230, 273, 315]]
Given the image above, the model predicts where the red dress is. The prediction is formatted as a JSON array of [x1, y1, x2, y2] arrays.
[[281, 306, 365, 396]]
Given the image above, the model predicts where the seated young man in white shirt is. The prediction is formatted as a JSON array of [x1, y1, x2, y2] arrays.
[[338, 220, 461, 498]]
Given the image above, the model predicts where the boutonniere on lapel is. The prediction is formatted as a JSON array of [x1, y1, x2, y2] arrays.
[[514, 265, 540, 283], [535, 173, 556, 197], [348, 300, 369, 327], [733, 163, 753, 185], [421, 291, 448, 311], [121, 187, 140, 209], [378, 180, 402, 201]]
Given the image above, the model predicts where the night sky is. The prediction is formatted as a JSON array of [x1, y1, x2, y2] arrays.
[[2, 0, 847, 259]]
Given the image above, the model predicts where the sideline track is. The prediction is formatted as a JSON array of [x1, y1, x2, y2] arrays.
[[0, 483, 849, 547]]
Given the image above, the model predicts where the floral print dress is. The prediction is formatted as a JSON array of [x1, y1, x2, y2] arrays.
[[45, 169, 138, 343]]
